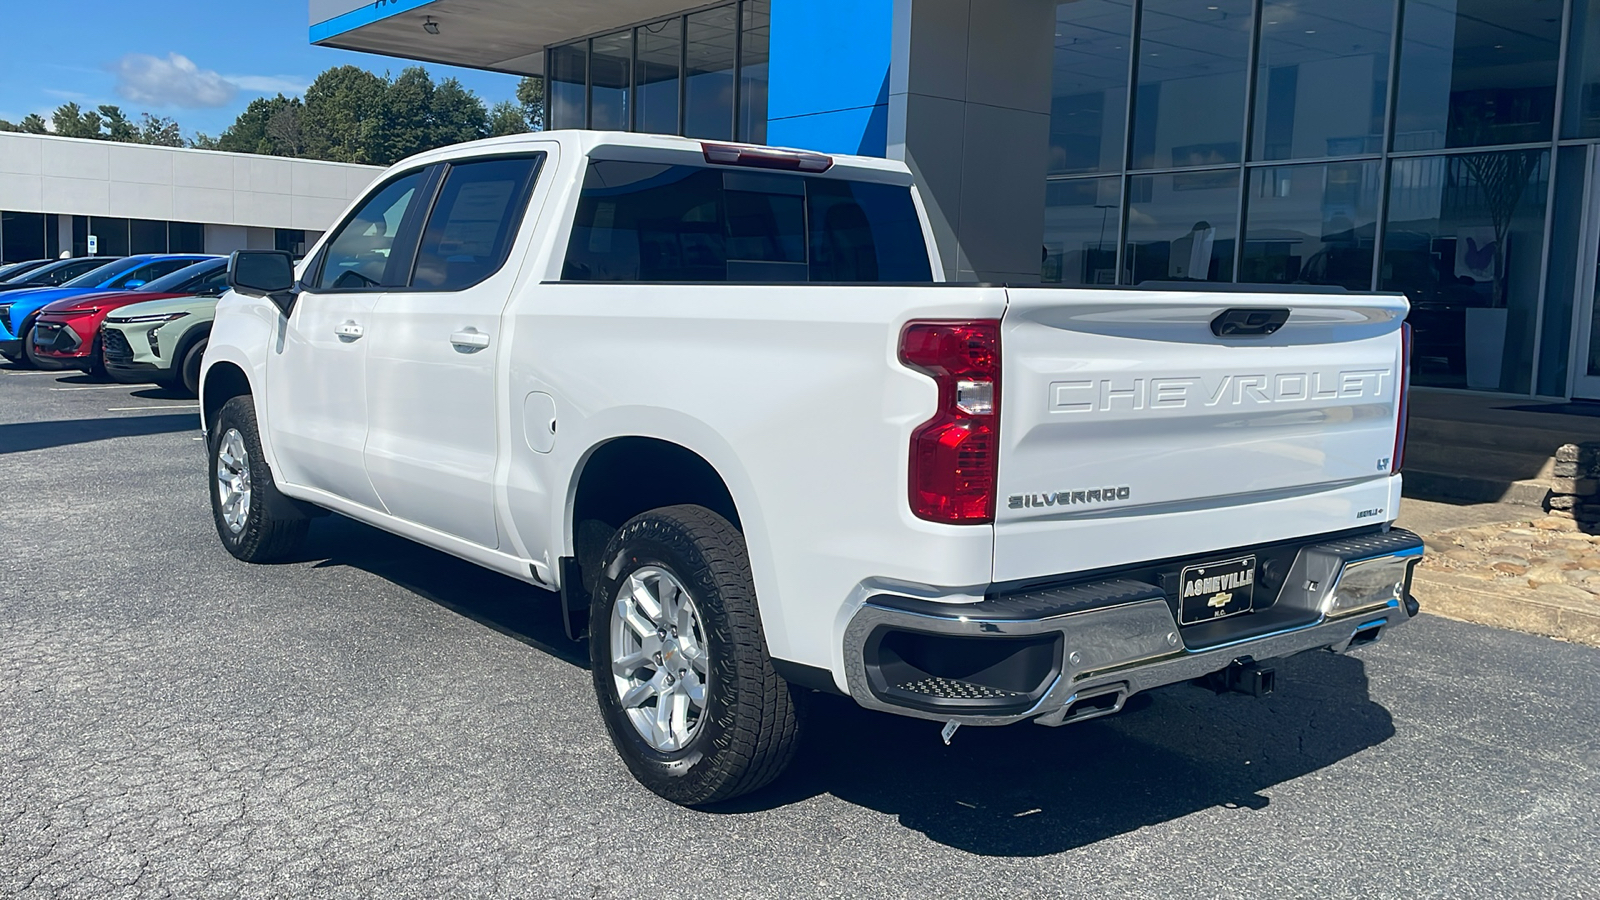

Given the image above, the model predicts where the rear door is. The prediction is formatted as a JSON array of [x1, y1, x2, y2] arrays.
[[993, 286, 1409, 583], [362, 153, 546, 549]]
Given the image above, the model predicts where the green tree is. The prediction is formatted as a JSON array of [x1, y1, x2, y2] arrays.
[[429, 76, 489, 148], [52, 103, 103, 139], [516, 76, 544, 131], [208, 64, 507, 163], [18, 114, 48, 134], [99, 105, 138, 143], [302, 65, 388, 163], [377, 66, 437, 163], [138, 113, 183, 147], [488, 100, 528, 137], [215, 94, 305, 156]]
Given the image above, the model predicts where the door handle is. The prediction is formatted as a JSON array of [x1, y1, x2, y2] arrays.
[[334, 321, 364, 340], [450, 329, 491, 350]]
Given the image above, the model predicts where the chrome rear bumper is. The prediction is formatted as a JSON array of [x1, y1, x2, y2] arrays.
[[842, 528, 1423, 727]]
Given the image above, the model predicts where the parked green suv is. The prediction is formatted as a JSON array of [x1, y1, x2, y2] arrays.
[[101, 293, 219, 395]]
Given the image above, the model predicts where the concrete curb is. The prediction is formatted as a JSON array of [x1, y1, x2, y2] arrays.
[[1413, 569, 1600, 648]]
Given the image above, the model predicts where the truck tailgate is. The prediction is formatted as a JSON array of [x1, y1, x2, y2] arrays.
[[993, 287, 1408, 584]]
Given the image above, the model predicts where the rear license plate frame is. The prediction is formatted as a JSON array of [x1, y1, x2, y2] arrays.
[[1178, 555, 1257, 625]]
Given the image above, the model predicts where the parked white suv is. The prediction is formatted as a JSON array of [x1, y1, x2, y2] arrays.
[[204, 131, 1423, 805]]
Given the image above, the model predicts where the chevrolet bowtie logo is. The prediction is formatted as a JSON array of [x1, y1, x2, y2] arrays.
[[1208, 592, 1232, 609]]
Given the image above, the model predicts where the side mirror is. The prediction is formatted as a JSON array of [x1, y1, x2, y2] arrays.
[[228, 250, 298, 315], [123, 279, 146, 289]]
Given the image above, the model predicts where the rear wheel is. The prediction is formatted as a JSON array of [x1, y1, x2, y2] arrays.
[[589, 505, 802, 806], [210, 395, 308, 562]]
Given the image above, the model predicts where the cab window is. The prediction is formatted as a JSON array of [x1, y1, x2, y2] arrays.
[[410, 156, 542, 292], [314, 171, 427, 291]]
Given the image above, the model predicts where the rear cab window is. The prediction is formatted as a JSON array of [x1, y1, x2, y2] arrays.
[[561, 161, 932, 283]]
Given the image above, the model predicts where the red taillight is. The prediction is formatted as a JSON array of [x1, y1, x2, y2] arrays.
[[1393, 321, 1411, 475], [899, 320, 1001, 524]]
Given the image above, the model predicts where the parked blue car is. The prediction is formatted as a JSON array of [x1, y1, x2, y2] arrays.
[[0, 254, 216, 364]]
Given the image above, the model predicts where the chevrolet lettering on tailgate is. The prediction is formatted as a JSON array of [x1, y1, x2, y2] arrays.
[[1050, 369, 1392, 415]]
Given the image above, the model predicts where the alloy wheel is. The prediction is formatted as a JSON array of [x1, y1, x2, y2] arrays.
[[610, 565, 711, 752], [215, 427, 252, 534]]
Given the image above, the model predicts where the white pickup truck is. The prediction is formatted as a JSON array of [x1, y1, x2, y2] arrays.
[[205, 131, 1423, 806]]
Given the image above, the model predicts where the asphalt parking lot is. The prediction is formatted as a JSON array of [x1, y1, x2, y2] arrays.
[[2, 364, 1598, 900]]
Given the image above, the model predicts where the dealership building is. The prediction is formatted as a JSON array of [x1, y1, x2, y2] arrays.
[[0, 131, 378, 263], [307, 0, 1600, 407]]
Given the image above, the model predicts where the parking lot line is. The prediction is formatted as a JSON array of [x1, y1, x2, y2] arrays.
[[50, 385, 135, 391], [107, 404, 200, 411]]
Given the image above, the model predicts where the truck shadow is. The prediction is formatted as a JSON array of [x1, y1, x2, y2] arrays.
[[289, 515, 1394, 857], [727, 651, 1395, 857], [0, 412, 198, 453], [294, 514, 586, 668]]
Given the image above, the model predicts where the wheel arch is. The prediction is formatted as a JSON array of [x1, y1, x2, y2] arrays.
[[567, 436, 742, 587], [170, 321, 212, 369], [200, 359, 252, 437]]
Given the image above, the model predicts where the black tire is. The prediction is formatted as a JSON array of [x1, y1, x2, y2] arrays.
[[589, 505, 802, 806], [83, 333, 107, 379], [209, 395, 309, 562], [178, 337, 207, 397], [19, 325, 50, 370]]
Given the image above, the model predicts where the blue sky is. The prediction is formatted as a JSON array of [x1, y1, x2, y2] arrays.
[[0, 1, 523, 138]]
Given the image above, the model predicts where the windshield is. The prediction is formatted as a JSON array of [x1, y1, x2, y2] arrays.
[[0, 261, 40, 281], [12, 258, 106, 285], [61, 258, 142, 288], [140, 259, 226, 293]]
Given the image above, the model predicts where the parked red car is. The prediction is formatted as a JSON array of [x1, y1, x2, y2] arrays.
[[29, 259, 226, 375]]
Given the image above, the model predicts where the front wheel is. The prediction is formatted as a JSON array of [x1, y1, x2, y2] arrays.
[[21, 326, 55, 370], [178, 337, 207, 397], [590, 505, 802, 806], [210, 395, 308, 562]]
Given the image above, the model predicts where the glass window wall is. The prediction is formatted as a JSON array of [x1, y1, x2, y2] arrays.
[[549, 43, 588, 130], [1253, 0, 1393, 160], [546, 3, 768, 144], [90, 217, 131, 258], [1049, 0, 1133, 175], [739, 0, 770, 144], [1393, 0, 1562, 151], [1131, 0, 1253, 170], [590, 31, 632, 131], [1125, 169, 1240, 283], [636, 20, 682, 135], [1566, 0, 1600, 137], [1381, 150, 1549, 392], [1241, 161, 1381, 289], [130, 219, 167, 254], [1, 211, 47, 263], [1040, 0, 1599, 397], [685, 6, 738, 140], [1042, 177, 1122, 284]]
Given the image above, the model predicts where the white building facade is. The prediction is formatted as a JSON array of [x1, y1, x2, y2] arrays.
[[0, 133, 380, 262]]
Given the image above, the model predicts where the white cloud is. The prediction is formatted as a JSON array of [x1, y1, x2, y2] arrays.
[[225, 74, 312, 96], [110, 53, 236, 109]]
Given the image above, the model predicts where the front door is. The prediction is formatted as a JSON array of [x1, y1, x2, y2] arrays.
[[362, 154, 545, 549], [265, 167, 432, 508]]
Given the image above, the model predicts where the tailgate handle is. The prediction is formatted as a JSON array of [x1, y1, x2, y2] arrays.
[[1211, 308, 1290, 337]]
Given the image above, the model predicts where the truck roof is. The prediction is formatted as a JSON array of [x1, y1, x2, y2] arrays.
[[384, 129, 916, 185]]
